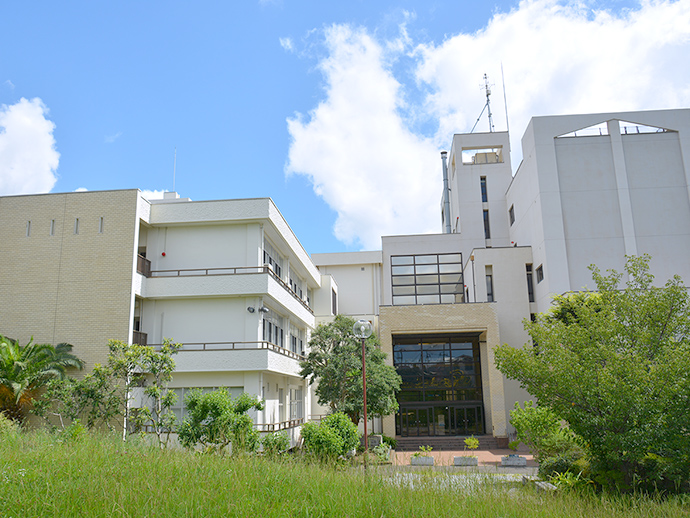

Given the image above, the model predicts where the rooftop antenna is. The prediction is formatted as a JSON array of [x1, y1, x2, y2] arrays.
[[501, 63, 510, 139], [470, 73, 495, 133], [172, 147, 176, 192]]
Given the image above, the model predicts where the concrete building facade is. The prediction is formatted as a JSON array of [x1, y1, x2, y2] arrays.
[[2, 107, 688, 447]]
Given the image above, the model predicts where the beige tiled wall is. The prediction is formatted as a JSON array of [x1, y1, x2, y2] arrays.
[[0, 190, 139, 373]]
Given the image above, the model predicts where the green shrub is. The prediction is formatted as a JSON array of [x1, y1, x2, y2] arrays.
[[0, 412, 18, 435], [301, 412, 360, 461], [262, 431, 290, 457], [372, 442, 391, 462], [511, 401, 583, 462], [539, 453, 582, 479], [59, 419, 87, 444], [178, 390, 264, 455], [381, 435, 397, 449], [301, 421, 344, 460], [321, 413, 359, 454]]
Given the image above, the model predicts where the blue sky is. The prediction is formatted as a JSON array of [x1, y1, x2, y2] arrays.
[[1, 0, 688, 253]]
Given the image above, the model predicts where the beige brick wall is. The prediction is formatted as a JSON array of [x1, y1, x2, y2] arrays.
[[378, 303, 507, 439], [0, 190, 140, 373]]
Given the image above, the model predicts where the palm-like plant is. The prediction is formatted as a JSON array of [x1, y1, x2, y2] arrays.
[[0, 335, 85, 422]]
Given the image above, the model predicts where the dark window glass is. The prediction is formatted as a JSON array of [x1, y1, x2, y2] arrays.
[[526, 264, 535, 302], [483, 210, 491, 239], [509, 205, 515, 225], [486, 274, 494, 302], [536, 265, 544, 283], [480, 176, 488, 202]]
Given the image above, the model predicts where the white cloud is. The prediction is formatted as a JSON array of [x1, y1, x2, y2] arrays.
[[4, 80, 14, 90], [74, 187, 88, 192], [0, 98, 59, 195], [140, 189, 166, 201], [287, 1, 690, 249], [414, 0, 690, 163], [104, 131, 122, 144], [279, 37, 294, 52], [286, 24, 440, 250]]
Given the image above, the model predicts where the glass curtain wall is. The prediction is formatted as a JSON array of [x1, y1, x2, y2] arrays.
[[393, 334, 484, 436]]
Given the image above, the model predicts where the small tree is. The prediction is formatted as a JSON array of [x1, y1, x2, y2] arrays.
[[495, 255, 690, 489], [178, 389, 264, 455], [32, 364, 121, 431], [300, 315, 401, 425], [33, 338, 181, 445], [131, 339, 182, 448], [106, 338, 181, 443]]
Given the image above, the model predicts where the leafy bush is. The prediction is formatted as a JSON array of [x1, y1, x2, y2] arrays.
[[301, 421, 344, 460], [539, 454, 584, 479], [262, 431, 290, 457], [0, 412, 18, 435], [372, 442, 391, 462], [381, 435, 397, 449], [301, 412, 360, 461], [464, 436, 479, 453], [510, 401, 582, 462], [178, 390, 264, 455], [59, 419, 87, 444]]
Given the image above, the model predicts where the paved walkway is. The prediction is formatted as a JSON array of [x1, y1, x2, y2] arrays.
[[392, 449, 538, 475]]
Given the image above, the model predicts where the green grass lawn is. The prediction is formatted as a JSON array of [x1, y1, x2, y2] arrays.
[[1, 431, 688, 517]]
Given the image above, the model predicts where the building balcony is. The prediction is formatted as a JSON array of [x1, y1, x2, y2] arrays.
[[139, 266, 313, 321], [148, 340, 305, 376], [136, 255, 151, 277], [133, 330, 147, 345]]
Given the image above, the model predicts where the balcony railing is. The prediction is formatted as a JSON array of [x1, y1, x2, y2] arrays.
[[148, 265, 313, 314], [137, 255, 151, 277], [255, 418, 304, 432], [148, 340, 306, 361], [133, 331, 147, 346]]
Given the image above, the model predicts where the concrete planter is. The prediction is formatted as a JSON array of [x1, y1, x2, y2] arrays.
[[410, 456, 434, 466], [501, 455, 527, 467], [454, 456, 478, 467]]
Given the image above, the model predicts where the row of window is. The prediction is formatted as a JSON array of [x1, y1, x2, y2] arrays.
[[391, 253, 464, 306], [264, 238, 313, 307], [25, 217, 105, 237]]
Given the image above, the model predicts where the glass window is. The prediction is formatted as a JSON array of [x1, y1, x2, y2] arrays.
[[391, 256, 414, 265], [536, 265, 544, 283], [391, 253, 463, 305], [480, 176, 488, 202], [509, 205, 515, 225], [483, 210, 491, 239], [486, 274, 494, 302]]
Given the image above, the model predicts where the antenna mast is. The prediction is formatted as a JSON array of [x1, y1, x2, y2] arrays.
[[484, 73, 494, 133], [470, 74, 496, 133]]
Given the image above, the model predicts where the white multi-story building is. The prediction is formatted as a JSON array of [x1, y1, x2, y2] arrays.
[[314, 107, 690, 446], [2, 107, 688, 448], [0, 190, 337, 444]]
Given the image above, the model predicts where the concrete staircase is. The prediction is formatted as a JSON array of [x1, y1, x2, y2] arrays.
[[395, 435, 504, 451]]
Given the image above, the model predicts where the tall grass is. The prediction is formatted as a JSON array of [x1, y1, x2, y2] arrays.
[[0, 431, 688, 517]]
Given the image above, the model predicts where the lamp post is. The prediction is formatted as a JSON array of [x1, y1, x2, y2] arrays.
[[353, 319, 373, 453]]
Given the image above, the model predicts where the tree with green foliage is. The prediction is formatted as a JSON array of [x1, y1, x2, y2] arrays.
[[130, 339, 182, 448], [178, 389, 264, 455], [32, 364, 121, 431], [106, 338, 181, 443], [301, 412, 360, 461], [300, 315, 401, 425], [32, 338, 181, 446], [0, 335, 84, 422], [495, 255, 690, 490]]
